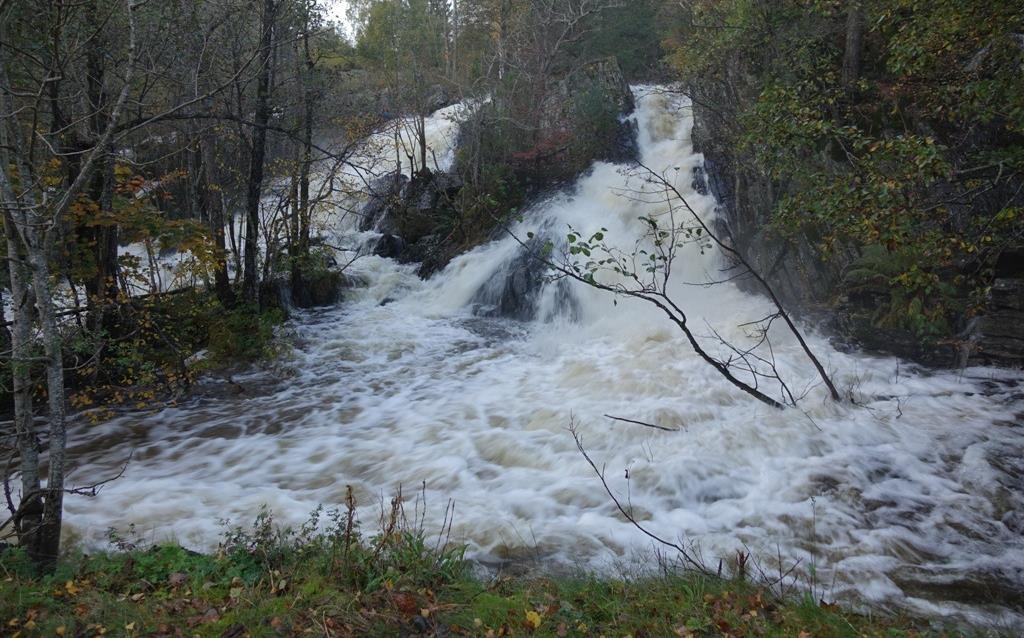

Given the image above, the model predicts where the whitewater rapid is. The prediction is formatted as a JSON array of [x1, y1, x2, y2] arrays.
[[62, 87, 1023, 628]]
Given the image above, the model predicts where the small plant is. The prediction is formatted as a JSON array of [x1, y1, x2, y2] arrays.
[[106, 524, 139, 552]]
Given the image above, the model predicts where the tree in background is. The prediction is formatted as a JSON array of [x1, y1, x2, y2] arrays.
[[661, 0, 1024, 346], [0, 0, 360, 569]]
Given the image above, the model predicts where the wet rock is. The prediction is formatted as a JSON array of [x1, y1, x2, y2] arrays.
[[553, 57, 638, 165], [423, 84, 452, 114], [261, 267, 352, 310], [472, 235, 552, 320], [396, 170, 462, 243], [406, 234, 453, 279], [964, 276, 1024, 367], [357, 170, 464, 273], [373, 233, 407, 259], [359, 172, 409, 232]]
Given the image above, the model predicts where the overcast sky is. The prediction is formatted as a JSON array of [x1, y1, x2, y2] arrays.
[[327, 0, 352, 39]]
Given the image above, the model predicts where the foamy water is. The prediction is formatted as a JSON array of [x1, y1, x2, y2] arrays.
[[62, 88, 1024, 628]]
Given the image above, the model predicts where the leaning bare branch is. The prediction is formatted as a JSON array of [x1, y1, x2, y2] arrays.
[[633, 161, 842, 402], [569, 418, 709, 573]]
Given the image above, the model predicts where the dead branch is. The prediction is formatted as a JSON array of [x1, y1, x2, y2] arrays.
[[603, 414, 678, 432], [569, 418, 709, 573]]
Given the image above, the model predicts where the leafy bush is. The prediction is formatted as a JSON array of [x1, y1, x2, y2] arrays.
[[206, 303, 285, 365]]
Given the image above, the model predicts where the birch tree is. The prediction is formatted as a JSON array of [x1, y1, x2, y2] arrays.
[[1, 0, 138, 567]]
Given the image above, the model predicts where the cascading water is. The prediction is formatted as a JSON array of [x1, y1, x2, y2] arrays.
[[63, 87, 1023, 627]]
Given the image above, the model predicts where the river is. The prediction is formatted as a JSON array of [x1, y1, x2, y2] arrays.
[[63, 86, 1024, 628]]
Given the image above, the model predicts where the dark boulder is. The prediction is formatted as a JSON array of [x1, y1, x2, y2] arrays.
[[358, 172, 408, 232], [358, 170, 464, 273], [396, 170, 462, 244], [373, 233, 407, 260], [423, 84, 452, 114], [260, 269, 346, 310], [468, 234, 581, 321], [402, 234, 452, 279]]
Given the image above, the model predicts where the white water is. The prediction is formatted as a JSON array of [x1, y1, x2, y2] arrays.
[[63, 88, 1023, 628]]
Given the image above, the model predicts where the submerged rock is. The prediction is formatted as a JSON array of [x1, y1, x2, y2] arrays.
[[472, 238, 551, 320], [470, 233, 577, 322], [373, 233, 407, 259]]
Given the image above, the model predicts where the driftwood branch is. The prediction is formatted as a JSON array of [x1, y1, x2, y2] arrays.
[[604, 414, 678, 432]]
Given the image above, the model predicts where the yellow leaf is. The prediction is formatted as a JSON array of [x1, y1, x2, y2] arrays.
[[65, 580, 80, 595], [125, 622, 136, 631], [525, 610, 542, 630], [56, 627, 66, 636]]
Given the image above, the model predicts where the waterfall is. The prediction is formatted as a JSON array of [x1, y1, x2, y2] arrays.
[[61, 87, 1024, 627]]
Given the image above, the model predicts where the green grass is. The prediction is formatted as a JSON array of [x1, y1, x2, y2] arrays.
[[0, 508, 983, 637]]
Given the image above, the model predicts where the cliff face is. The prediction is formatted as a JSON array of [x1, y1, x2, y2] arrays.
[[692, 111, 848, 310]]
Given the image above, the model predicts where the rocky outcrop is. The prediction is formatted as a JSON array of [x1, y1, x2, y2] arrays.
[[359, 172, 409, 233], [359, 58, 637, 288], [692, 113, 958, 364], [360, 169, 463, 276], [261, 268, 353, 310], [471, 235, 552, 320], [544, 57, 639, 166], [691, 107, 851, 315], [963, 252, 1024, 367]]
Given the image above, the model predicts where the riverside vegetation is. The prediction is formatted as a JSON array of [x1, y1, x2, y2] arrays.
[[0, 504, 978, 637]]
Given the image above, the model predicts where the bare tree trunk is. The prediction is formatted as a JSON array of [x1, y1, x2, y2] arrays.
[[498, 0, 510, 80], [84, 0, 119, 327], [298, 9, 315, 258], [2, 214, 41, 557], [200, 140, 235, 307], [841, 0, 864, 88], [94, 148, 119, 315], [0, 46, 44, 560], [0, 0, 137, 570], [28, 247, 68, 569], [243, 0, 278, 304], [418, 114, 428, 174]]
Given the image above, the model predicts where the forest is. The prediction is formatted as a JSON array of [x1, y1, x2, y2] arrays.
[[1, 0, 1022, 636]]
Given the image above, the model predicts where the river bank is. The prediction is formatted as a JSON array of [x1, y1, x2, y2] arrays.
[[1, 521, 986, 638]]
